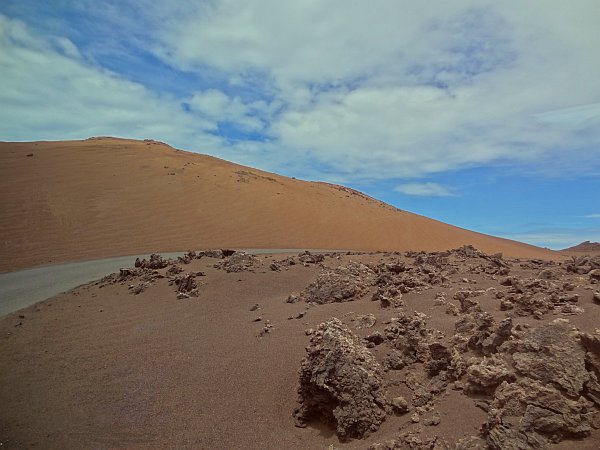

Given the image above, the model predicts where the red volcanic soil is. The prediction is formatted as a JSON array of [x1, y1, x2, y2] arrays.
[[0, 137, 558, 272], [1, 249, 599, 449]]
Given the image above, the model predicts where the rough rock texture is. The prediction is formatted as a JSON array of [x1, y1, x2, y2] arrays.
[[134, 253, 170, 269], [299, 262, 375, 304], [214, 252, 258, 272], [497, 275, 582, 318], [293, 319, 389, 440], [170, 273, 199, 298], [383, 312, 434, 366], [501, 321, 589, 397], [485, 378, 594, 448], [298, 251, 325, 264], [464, 354, 515, 394], [565, 255, 600, 275], [469, 321, 599, 448], [454, 312, 512, 355], [354, 313, 377, 329]]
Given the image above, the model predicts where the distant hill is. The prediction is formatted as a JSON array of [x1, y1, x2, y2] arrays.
[[0, 137, 558, 272], [561, 241, 600, 254]]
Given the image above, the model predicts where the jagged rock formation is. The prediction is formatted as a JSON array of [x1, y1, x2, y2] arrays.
[[298, 262, 375, 304], [170, 273, 200, 298], [565, 255, 600, 275], [298, 251, 325, 265], [293, 319, 389, 440], [134, 253, 170, 269], [214, 251, 258, 272]]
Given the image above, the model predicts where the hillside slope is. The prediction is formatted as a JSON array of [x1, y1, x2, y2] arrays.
[[562, 241, 600, 255], [0, 138, 557, 271]]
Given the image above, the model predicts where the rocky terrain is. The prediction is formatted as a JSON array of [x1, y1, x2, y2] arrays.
[[1, 247, 600, 449]]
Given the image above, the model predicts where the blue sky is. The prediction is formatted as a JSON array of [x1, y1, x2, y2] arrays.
[[1, 0, 599, 248]]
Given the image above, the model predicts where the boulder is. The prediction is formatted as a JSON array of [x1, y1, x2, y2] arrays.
[[293, 319, 389, 440]]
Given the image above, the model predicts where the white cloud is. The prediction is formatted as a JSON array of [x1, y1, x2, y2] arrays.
[[2, 1, 600, 182], [394, 182, 454, 197], [147, 0, 600, 179], [0, 14, 220, 149], [188, 89, 277, 132], [585, 214, 600, 219], [535, 103, 600, 130]]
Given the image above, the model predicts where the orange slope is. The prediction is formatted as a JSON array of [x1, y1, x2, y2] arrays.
[[0, 137, 558, 272]]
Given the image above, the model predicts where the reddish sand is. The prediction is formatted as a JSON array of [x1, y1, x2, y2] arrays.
[[0, 137, 558, 273], [1, 250, 599, 449]]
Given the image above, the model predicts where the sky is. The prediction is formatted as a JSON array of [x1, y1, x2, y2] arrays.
[[1, 0, 599, 249]]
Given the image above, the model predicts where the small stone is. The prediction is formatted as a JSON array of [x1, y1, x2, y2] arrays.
[[391, 396, 409, 414], [355, 313, 376, 329], [286, 294, 300, 304], [424, 412, 440, 426], [250, 303, 260, 311], [304, 328, 314, 336], [593, 291, 600, 304], [500, 299, 514, 310], [253, 317, 262, 322], [411, 412, 420, 423], [445, 302, 460, 316], [533, 310, 544, 320]]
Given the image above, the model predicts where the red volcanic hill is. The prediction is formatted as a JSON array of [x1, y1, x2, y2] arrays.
[[562, 241, 600, 254], [0, 137, 558, 272]]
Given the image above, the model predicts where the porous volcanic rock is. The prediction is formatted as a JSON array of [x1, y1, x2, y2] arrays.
[[298, 251, 325, 264], [170, 273, 199, 298], [293, 318, 389, 440], [299, 262, 375, 304], [134, 253, 170, 269], [484, 378, 594, 448], [500, 321, 589, 397], [464, 354, 515, 394], [214, 251, 258, 272], [453, 312, 512, 355], [383, 312, 434, 366], [565, 255, 600, 275]]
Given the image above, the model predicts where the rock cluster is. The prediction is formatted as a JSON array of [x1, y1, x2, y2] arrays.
[[298, 262, 375, 304], [298, 251, 325, 264], [169, 272, 200, 298], [456, 321, 599, 448], [293, 319, 389, 440], [565, 255, 600, 275], [499, 276, 581, 318], [214, 252, 258, 272], [269, 256, 296, 271], [134, 253, 170, 269]]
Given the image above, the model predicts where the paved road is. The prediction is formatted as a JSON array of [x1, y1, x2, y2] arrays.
[[0, 249, 344, 317]]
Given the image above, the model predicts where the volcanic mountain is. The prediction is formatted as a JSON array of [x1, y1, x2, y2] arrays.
[[0, 137, 556, 272], [562, 241, 600, 254]]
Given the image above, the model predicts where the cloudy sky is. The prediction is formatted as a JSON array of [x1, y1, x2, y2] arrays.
[[1, 1, 599, 248]]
